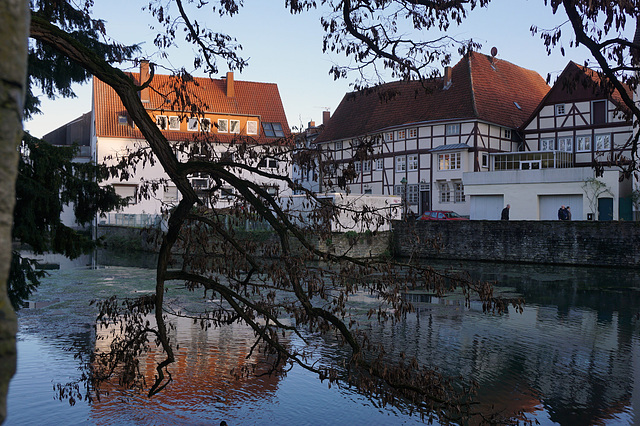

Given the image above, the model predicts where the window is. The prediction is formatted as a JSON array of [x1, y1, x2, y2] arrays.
[[230, 120, 240, 134], [408, 154, 418, 171], [335, 141, 343, 150], [482, 153, 489, 168], [397, 130, 406, 139], [385, 132, 394, 142], [394, 185, 405, 196], [555, 104, 566, 115], [439, 182, 451, 203], [454, 182, 465, 203], [595, 134, 611, 151], [263, 122, 285, 137], [408, 128, 417, 138], [558, 136, 573, 152], [396, 156, 406, 172], [113, 184, 137, 205], [247, 121, 258, 135], [168, 116, 180, 130], [200, 118, 211, 132], [218, 119, 228, 133], [540, 138, 555, 151], [504, 129, 512, 140], [364, 188, 373, 195], [407, 184, 419, 205], [438, 152, 461, 170], [363, 160, 371, 173], [577, 135, 591, 152], [258, 158, 279, 169], [446, 123, 460, 135], [118, 115, 128, 125], [186, 117, 198, 131], [221, 187, 235, 199], [375, 158, 384, 170], [163, 186, 179, 202], [592, 100, 607, 125], [354, 161, 361, 174], [156, 115, 168, 130]]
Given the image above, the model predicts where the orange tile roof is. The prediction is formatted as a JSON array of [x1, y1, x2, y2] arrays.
[[93, 71, 290, 143], [315, 52, 550, 143]]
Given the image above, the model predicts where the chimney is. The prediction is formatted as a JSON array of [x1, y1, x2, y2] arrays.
[[443, 66, 452, 89], [140, 60, 150, 103], [226, 71, 234, 97], [322, 110, 330, 125]]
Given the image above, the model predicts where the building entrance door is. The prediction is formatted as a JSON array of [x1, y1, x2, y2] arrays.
[[420, 191, 430, 215]]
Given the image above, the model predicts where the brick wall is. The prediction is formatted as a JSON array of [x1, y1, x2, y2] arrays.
[[392, 221, 640, 267]]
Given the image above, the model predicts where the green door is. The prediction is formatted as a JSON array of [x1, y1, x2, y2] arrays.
[[598, 197, 614, 221]]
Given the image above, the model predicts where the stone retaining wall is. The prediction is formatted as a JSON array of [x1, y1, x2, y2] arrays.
[[392, 221, 640, 267]]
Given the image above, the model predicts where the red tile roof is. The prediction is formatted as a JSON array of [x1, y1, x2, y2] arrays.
[[93, 71, 290, 143], [315, 52, 550, 143], [526, 61, 633, 121]]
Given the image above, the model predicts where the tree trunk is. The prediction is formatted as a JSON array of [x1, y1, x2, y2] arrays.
[[0, 0, 29, 422]]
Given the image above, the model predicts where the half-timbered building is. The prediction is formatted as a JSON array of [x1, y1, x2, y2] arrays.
[[464, 62, 636, 220], [312, 52, 550, 217]]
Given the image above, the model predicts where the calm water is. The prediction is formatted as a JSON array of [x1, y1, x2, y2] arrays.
[[6, 254, 640, 425]]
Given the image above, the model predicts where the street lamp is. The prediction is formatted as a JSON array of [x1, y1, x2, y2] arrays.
[[401, 177, 407, 220]]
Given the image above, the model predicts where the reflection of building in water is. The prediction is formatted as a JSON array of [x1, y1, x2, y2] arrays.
[[90, 316, 284, 424], [366, 269, 639, 425]]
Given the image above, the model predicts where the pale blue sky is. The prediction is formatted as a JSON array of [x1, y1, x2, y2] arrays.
[[25, 0, 632, 137]]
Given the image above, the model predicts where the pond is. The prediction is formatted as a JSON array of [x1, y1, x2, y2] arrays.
[[6, 252, 640, 425]]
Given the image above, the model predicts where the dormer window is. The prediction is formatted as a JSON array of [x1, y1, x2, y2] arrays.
[[217, 119, 228, 133], [200, 118, 211, 132], [187, 118, 199, 131], [247, 121, 258, 135], [230, 120, 240, 134], [262, 122, 284, 138], [168, 116, 180, 130], [156, 115, 168, 130]]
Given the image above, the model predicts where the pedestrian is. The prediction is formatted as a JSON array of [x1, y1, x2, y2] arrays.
[[501, 204, 510, 220], [558, 205, 567, 220], [566, 206, 571, 220]]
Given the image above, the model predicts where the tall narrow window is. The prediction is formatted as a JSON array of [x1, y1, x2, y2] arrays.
[[230, 120, 240, 134], [408, 154, 419, 171], [592, 100, 607, 125], [454, 182, 465, 203], [558, 136, 573, 152], [396, 156, 406, 172], [577, 135, 591, 152], [595, 134, 611, 151], [156, 115, 168, 130], [439, 183, 451, 203], [218, 119, 228, 133]]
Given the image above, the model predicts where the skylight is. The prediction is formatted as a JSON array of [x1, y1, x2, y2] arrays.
[[262, 122, 285, 138], [514, 101, 522, 110]]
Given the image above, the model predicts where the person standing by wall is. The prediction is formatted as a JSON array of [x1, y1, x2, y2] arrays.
[[501, 204, 510, 220], [566, 206, 572, 220], [558, 205, 567, 220]]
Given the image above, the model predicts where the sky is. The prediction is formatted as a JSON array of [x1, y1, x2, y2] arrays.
[[25, 0, 634, 138]]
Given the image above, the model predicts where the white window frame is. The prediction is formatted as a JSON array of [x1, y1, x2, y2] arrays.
[[247, 120, 258, 135], [439, 182, 451, 203], [395, 156, 406, 172], [558, 136, 573, 152], [397, 130, 406, 139], [186, 117, 199, 131], [363, 160, 371, 173], [200, 118, 211, 132], [375, 158, 384, 170], [504, 129, 512, 140], [481, 153, 489, 168], [446, 123, 460, 136], [454, 182, 465, 203], [540, 138, 555, 151], [168, 116, 180, 130], [230, 120, 240, 134], [407, 184, 419, 205], [218, 119, 228, 133], [335, 141, 343, 150], [438, 152, 461, 171], [354, 161, 361, 174], [577, 135, 591, 152], [163, 185, 179, 202], [555, 104, 566, 115], [385, 132, 394, 142], [408, 128, 417, 138], [156, 115, 168, 130], [595, 134, 611, 151], [407, 154, 419, 171]]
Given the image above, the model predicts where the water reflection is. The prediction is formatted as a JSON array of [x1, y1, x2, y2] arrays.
[[7, 255, 640, 425]]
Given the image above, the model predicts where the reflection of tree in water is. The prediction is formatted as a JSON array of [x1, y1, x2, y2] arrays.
[[89, 318, 284, 424], [383, 261, 640, 425]]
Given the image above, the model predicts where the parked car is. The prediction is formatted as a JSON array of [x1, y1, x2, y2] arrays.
[[417, 210, 469, 221]]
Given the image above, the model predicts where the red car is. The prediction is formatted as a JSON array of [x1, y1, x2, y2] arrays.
[[417, 210, 469, 221]]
